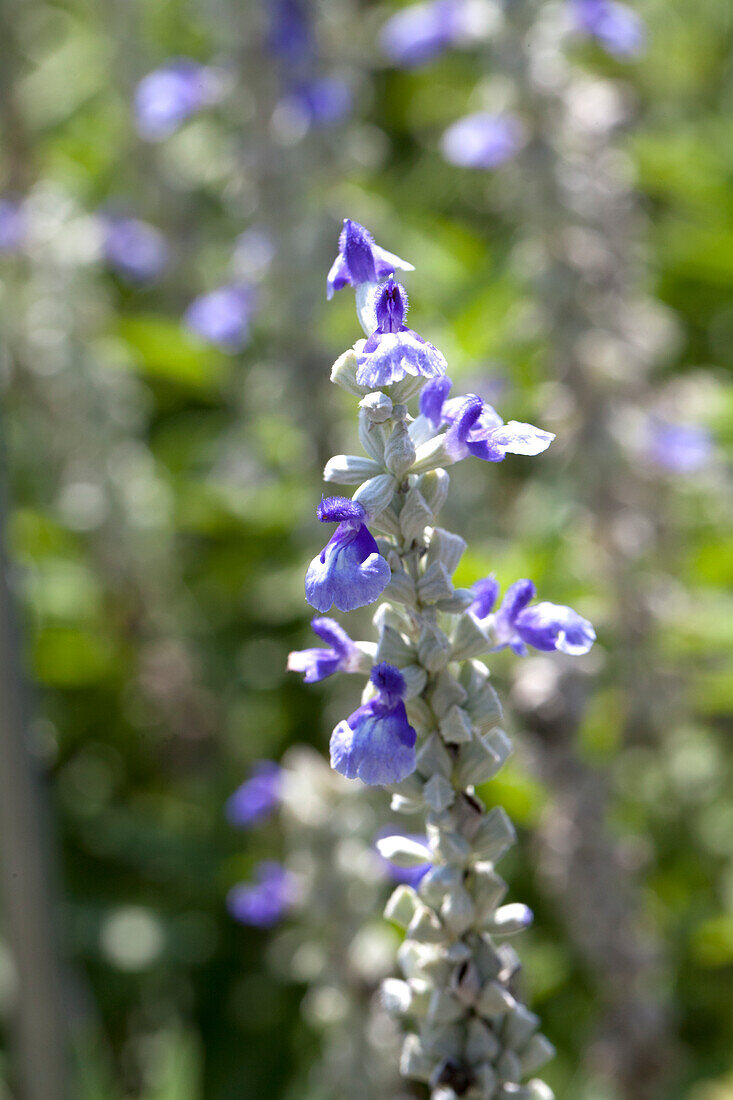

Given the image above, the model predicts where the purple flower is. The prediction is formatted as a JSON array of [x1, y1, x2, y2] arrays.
[[287, 617, 361, 683], [101, 215, 169, 283], [419, 376, 453, 428], [645, 419, 712, 474], [444, 394, 554, 464], [287, 77, 353, 128], [0, 198, 25, 252], [266, 0, 314, 65], [469, 576, 500, 620], [226, 761, 281, 827], [305, 498, 391, 614], [134, 60, 222, 141], [441, 112, 523, 170], [377, 831, 432, 886], [491, 579, 596, 657], [330, 664, 417, 786], [327, 219, 414, 301], [185, 284, 255, 352], [227, 861, 294, 927], [570, 0, 646, 58], [355, 277, 447, 389], [380, 0, 462, 68]]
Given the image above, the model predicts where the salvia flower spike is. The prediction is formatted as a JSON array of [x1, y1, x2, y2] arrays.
[[288, 222, 597, 1099]]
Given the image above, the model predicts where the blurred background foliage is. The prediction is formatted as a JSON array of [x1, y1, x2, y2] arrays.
[[0, 0, 730, 1098]]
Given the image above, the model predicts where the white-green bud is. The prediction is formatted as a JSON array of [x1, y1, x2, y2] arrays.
[[358, 407, 390, 462], [439, 705, 474, 745], [420, 468, 450, 517], [330, 348, 369, 395], [418, 561, 455, 604], [451, 612, 490, 661], [352, 473, 396, 519], [376, 623, 415, 667], [385, 418, 417, 479], [324, 453, 383, 484], [417, 621, 452, 671], [385, 885, 419, 929], [472, 807, 516, 863], [504, 1004, 541, 1051], [427, 527, 467, 574], [410, 433, 454, 475], [399, 485, 433, 543], [518, 1036, 556, 1076], [359, 390, 393, 422], [485, 903, 533, 937], [377, 835, 433, 867], [423, 772, 456, 813]]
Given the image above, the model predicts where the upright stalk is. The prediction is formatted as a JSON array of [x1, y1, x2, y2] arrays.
[[290, 222, 597, 1098]]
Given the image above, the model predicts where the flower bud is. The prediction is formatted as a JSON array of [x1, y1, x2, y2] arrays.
[[451, 612, 490, 660], [359, 390, 393, 422], [385, 418, 417, 478], [472, 806, 516, 863], [423, 772, 455, 813], [384, 884, 418, 929], [410, 433, 454, 475], [377, 835, 432, 867], [418, 562, 455, 604], [324, 453, 383, 484], [399, 485, 433, 543], [504, 1002, 541, 1051], [439, 704, 473, 745], [427, 527, 467, 574], [519, 1036, 556, 1076], [330, 347, 368, 395], [417, 621, 451, 671], [352, 473, 396, 519], [420, 468, 450, 516]]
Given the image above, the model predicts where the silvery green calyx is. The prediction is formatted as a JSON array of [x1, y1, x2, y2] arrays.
[[289, 223, 596, 1098]]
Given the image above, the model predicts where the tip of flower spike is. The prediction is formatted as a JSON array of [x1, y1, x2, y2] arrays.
[[370, 662, 406, 700], [316, 496, 366, 524], [340, 218, 378, 284]]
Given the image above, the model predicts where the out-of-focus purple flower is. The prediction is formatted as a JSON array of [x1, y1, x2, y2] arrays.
[[570, 0, 646, 58], [441, 112, 524, 170], [469, 576, 500, 620], [356, 277, 447, 389], [330, 663, 417, 785], [287, 617, 361, 683], [490, 579, 596, 657], [287, 77, 353, 128], [305, 498, 391, 614], [227, 861, 295, 927], [101, 215, 169, 283], [645, 419, 713, 474], [226, 762, 282, 828], [266, 0, 314, 65], [377, 831, 432, 886], [185, 284, 255, 352], [134, 60, 224, 141], [233, 227, 275, 281], [444, 394, 554, 464], [327, 219, 414, 301], [0, 198, 25, 252], [381, 0, 458, 67], [380, 0, 488, 68]]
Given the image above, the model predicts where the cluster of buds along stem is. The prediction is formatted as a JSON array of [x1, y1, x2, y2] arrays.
[[287, 220, 597, 1098]]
